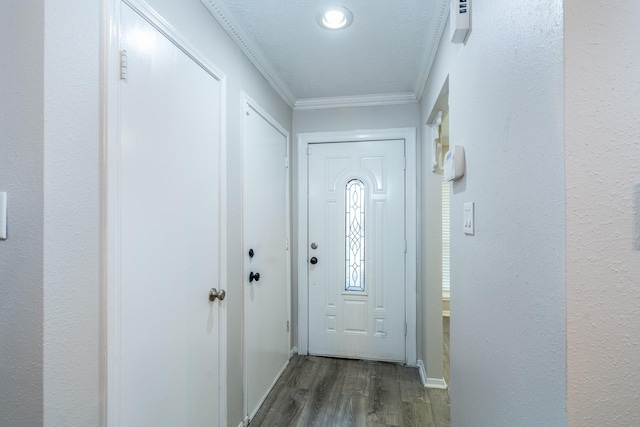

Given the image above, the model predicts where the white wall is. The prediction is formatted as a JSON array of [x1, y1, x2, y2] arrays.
[[43, 1, 103, 424], [565, 2, 640, 425], [445, 1, 567, 425], [291, 104, 421, 354], [0, 3, 45, 426]]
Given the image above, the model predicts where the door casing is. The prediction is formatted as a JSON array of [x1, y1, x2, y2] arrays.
[[104, 1, 228, 425], [296, 128, 417, 366]]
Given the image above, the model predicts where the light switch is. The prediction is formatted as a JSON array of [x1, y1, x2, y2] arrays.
[[463, 202, 474, 235], [0, 192, 6, 240]]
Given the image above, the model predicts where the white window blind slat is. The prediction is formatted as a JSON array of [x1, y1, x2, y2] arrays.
[[442, 174, 451, 293]]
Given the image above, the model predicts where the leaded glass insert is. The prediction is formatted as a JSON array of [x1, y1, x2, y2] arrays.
[[345, 179, 365, 291]]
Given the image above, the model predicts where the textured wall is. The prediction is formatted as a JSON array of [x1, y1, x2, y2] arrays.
[[448, 1, 566, 425], [43, 1, 102, 425], [565, 2, 640, 425], [0, 3, 45, 426]]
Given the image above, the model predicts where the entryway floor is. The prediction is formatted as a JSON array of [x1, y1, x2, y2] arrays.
[[249, 355, 450, 426]]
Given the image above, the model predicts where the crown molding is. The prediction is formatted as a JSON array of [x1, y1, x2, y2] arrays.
[[414, 0, 450, 99], [202, 0, 449, 111], [200, 0, 296, 107], [294, 92, 419, 111]]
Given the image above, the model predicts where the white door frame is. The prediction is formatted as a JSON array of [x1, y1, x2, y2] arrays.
[[104, 1, 228, 425], [241, 92, 291, 422], [296, 128, 417, 366]]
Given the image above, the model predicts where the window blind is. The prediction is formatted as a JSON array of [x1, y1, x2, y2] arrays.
[[442, 174, 451, 295]]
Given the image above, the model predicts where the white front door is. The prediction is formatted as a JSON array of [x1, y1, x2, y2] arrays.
[[307, 140, 406, 362], [118, 3, 224, 425], [243, 98, 290, 420]]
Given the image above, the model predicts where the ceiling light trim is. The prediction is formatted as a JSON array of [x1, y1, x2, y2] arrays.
[[413, 0, 450, 99], [317, 6, 354, 30], [294, 93, 419, 111], [201, 0, 296, 107]]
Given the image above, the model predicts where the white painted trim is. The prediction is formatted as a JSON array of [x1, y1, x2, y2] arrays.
[[294, 93, 418, 111], [417, 360, 428, 386], [106, 2, 228, 425], [289, 346, 298, 359], [200, 0, 295, 107], [426, 377, 448, 390], [296, 128, 418, 365], [413, 0, 450, 99], [241, 93, 291, 423], [238, 421, 246, 427]]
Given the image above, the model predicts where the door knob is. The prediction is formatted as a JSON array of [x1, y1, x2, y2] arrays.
[[310, 257, 318, 265], [209, 288, 226, 301], [249, 272, 260, 283]]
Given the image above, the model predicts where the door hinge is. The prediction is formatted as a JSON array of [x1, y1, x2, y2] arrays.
[[404, 322, 408, 336], [404, 240, 408, 253], [120, 50, 128, 81], [287, 321, 290, 332], [285, 157, 289, 168], [285, 237, 289, 251]]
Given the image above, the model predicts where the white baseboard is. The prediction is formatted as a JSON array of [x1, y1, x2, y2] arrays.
[[289, 346, 298, 359], [417, 359, 448, 389], [443, 310, 450, 317], [426, 377, 448, 389], [417, 360, 427, 386]]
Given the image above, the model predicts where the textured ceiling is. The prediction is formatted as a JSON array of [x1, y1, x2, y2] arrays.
[[202, 0, 449, 108]]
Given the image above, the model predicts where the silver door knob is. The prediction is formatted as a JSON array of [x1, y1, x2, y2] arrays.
[[209, 288, 226, 301]]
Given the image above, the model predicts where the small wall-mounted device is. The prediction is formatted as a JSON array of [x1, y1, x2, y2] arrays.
[[444, 145, 465, 182], [451, 0, 471, 43]]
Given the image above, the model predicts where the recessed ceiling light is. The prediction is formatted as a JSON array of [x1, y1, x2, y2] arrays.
[[317, 6, 353, 30]]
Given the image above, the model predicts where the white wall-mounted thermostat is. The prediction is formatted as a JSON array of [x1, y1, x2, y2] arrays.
[[444, 145, 465, 182], [451, 0, 471, 44]]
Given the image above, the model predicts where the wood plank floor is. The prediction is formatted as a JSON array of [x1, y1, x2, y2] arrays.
[[249, 355, 450, 427]]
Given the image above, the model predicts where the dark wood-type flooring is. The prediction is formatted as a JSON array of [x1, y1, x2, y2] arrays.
[[249, 353, 450, 427]]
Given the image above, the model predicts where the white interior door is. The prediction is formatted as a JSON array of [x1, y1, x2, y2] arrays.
[[307, 140, 406, 362], [118, 4, 224, 426], [243, 98, 290, 421]]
